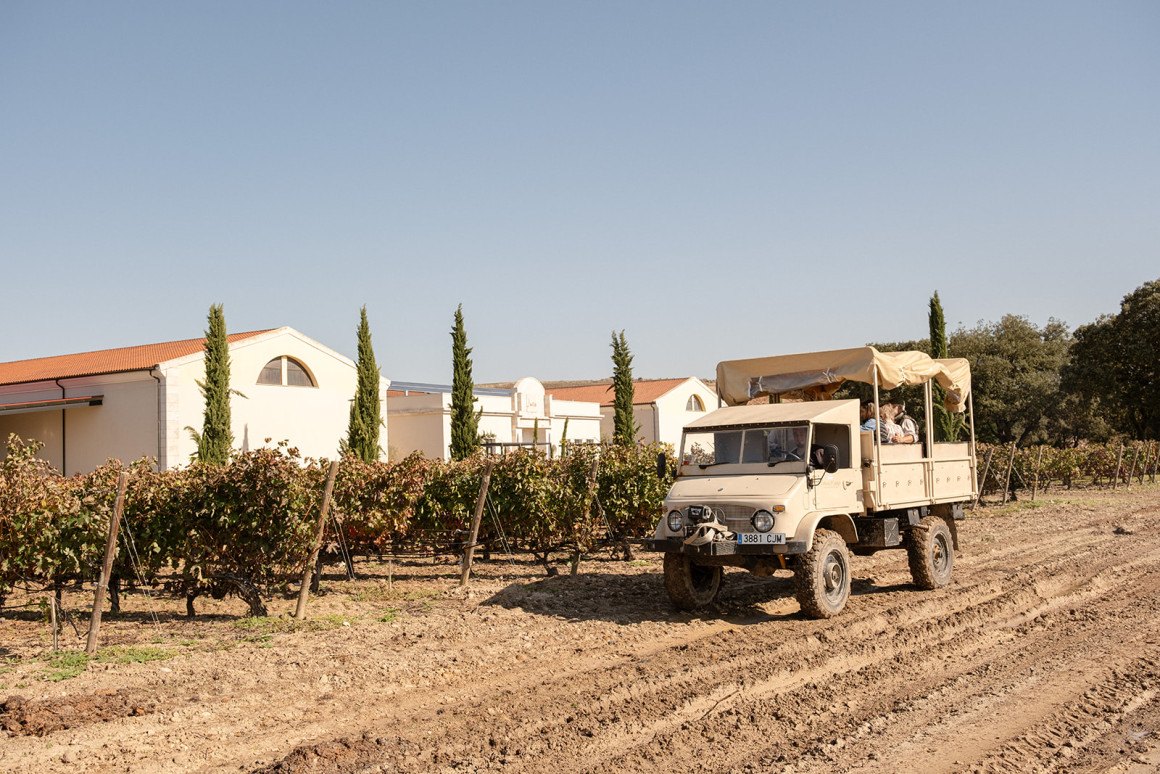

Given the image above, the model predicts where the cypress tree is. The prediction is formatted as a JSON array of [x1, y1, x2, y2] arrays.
[[929, 291, 957, 442], [611, 330, 637, 446], [197, 303, 233, 465], [344, 306, 382, 462], [449, 304, 479, 460]]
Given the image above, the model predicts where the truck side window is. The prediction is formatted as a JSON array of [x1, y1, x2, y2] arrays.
[[813, 423, 850, 468]]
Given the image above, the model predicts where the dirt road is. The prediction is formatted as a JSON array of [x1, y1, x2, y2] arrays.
[[3, 486, 1159, 773]]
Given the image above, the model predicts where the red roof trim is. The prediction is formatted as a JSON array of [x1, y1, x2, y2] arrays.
[[547, 378, 694, 407], [0, 330, 274, 387]]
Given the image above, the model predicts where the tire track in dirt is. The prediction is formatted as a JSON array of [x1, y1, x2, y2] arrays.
[[585, 539, 1160, 773], [251, 496, 1160, 773], [205, 497, 1160, 772], [822, 573, 1160, 773]]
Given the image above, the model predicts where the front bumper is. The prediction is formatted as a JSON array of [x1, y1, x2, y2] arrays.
[[644, 538, 808, 556]]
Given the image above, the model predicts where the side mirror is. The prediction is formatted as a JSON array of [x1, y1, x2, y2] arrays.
[[656, 452, 667, 480], [823, 445, 839, 474]]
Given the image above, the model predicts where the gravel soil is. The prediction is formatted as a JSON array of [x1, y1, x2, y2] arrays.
[[2, 485, 1160, 773]]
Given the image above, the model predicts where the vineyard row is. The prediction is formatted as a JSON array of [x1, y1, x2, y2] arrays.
[[1, 435, 1156, 614]]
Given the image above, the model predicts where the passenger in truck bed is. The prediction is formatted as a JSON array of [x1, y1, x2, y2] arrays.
[[879, 406, 903, 443], [886, 403, 919, 443]]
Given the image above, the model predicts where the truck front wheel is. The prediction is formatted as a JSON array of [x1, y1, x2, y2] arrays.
[[663, 553, 722, 610], [793, 529, 851, 618], [906, 516, 954, 589]]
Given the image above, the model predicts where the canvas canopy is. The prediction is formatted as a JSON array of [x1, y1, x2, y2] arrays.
[[684, 399, 859, 430], [716, 347, 971, 413]]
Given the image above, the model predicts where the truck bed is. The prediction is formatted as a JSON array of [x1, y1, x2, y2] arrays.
[[859, 432, 974, 511]]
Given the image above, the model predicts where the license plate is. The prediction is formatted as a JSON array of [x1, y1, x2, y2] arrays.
[[737, 532, 786, 545]]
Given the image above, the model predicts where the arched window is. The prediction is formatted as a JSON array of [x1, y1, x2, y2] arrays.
[[257, 357, 316, 387], [686, 395, 705, 412], [258, 360, 282, 385], [286, 359, 313, 387]]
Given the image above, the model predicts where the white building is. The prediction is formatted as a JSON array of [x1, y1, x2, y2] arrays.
[[386, 376, 602, 460], [0, 327, 386, 474], [546, 377, 719, 450]]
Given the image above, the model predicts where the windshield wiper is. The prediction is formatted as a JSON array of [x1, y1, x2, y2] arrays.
[[697, 462, 729, 469]]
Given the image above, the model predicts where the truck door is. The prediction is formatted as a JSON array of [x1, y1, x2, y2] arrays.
[[813, 423, 861, 511]]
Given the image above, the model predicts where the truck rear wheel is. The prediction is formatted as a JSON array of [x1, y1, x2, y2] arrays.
[[663, 553, 722, 610], [793, 529, 851, 618], [906, 516, 954, 589]]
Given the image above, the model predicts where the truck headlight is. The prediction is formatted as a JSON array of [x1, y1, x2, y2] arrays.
[[752, 510, 775, 533], [666, 510, 685, 533]]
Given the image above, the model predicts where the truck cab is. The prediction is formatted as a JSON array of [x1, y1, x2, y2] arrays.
[[645, 347, 977, 618]]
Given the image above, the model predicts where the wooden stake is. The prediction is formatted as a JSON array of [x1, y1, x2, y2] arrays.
[[1031, 446, 1044, 501], [571, 459, 600, 577], [971, 447, 994, 509], [1000, 443, 1016, 505], [296, 460, 340, 620], [49, 596, 59, 651], [460, 460, 495, 587], [86, 471, 128, 654], [1112, 443, 1124, 490]]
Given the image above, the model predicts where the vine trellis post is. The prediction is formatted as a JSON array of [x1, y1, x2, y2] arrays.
[[296, 460, 340, 620], [86, 470, 129, 654], [460, 459, 495, 587]]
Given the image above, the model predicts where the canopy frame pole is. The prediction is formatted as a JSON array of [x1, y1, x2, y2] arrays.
[[968, 390, 978, 500], [924, 380, 935, 501], [873, 370, 883, 510]]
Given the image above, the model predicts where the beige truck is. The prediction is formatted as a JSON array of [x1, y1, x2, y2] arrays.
[[645, 347, 977, 618]]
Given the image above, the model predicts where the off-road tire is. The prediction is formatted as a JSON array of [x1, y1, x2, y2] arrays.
[[906, 516, 954, 589], [663, 553, 722, 610], [793, 529, 851, 619]]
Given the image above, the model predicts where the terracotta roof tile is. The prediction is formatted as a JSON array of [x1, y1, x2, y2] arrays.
[[544, 383, 616, 405], [548, 378, 692, 407], [0, 330, 273, 387]]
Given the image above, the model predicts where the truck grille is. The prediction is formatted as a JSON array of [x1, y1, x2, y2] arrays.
[[688, 504, 759, 532]]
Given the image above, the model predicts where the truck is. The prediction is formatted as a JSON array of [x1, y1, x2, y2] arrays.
[[644, 347, 977, 618]]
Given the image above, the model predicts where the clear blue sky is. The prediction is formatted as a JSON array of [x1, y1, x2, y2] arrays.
[[2, 2, 1157, 383]]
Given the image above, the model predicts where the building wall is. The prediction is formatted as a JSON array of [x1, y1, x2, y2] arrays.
[[478, 392, 518, 449], [385, 378, 604, 460], [1, 380, 71, 471], [386, 393, 451, 461], [0, 373, 159, 476], [546, 398, 602, 449], [653, 379, 718, 450], [593, 378, 718, 450], [0, 401, 64, 471], [65, 375, 159, 474], [1, 328, 382, 474], [637, 403, 659, 445], [594, 409, 615, 443], [168, 329, 380, 466]]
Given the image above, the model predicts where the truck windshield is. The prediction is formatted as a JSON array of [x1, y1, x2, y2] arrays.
[[682, 425, 810, 466]]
